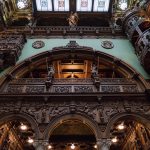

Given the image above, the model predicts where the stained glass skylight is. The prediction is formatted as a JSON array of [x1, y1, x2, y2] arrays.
[[53, 0, 69, 11], [93, 0, 110, 12], [76, 0, 92, 12], [36, 0, 52, 11]]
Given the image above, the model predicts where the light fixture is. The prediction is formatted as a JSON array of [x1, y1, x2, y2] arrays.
[[112, 137, 118, 143], [17, 0, 28, 9], [48, 145, 52, 149], [27, 137, 34, 144], [117, 122, 125, 130], [94, 144, 97, 149], [17, 1, 26, 9], [20, 123, 28, 131], [71, 143, 75, 149], [120, 2, 127, 10]]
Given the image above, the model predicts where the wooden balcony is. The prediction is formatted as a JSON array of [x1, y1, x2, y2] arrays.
[[4, 78, 140, 94], [4, 26, 125, 38]]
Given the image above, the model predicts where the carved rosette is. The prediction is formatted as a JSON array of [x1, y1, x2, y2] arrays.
[[101, 41, 114, 49], [32, 41, 45, 49]]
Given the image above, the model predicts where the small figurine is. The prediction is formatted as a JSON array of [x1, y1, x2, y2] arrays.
[[47, 65, 55, 77], [67, 12, 79, 27], [91, 63, 98, 76]]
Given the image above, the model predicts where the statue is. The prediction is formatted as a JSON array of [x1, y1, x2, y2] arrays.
[[47, 65, 55, 77], [91, 63, 98, 77], [67, 12, 79, 27], [45, 65, 55, 91]]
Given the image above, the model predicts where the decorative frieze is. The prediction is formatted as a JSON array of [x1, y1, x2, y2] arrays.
[[26, 86, 45, 93], [0, 99, 149, 126], [101, 86, 121, 93], [74, 86, 94, 93], [53, 86, 72, 93]]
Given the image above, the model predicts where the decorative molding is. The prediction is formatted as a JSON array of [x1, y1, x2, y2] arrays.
[[52, 41, 93, 52]]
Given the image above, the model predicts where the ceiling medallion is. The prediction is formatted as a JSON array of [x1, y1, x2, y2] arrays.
[[32, 41, 45, 49], [101, 41, 114, 49]]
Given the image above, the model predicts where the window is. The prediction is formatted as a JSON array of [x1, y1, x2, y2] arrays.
[[36, 0, 52, 11], [76, 0, 92, 12], [53, 0, 69, 11], [16, 0, 29, 9], [93, 0, 110, 12]]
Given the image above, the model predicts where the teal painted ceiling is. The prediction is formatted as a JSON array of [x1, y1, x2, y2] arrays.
[[0, 38, 150, 79], [17, 38, 150, 79]]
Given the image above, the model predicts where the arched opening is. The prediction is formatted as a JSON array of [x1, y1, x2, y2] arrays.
[[0, 114, 39, 150], [21, 58, 123, 79], [47, 119, 97, 150], [108, 115, 150, 150], [0, 49, 147, 94]]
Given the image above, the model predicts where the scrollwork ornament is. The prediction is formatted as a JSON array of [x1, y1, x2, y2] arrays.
[[32, 41, 45, 49], [101, 41, 114, 49]]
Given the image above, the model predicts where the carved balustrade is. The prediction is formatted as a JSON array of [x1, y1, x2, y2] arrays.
[[4, 78, 140, 94], [5, 26, 124, 37]]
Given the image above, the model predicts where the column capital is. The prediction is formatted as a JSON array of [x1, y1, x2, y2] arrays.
[[33, 140, 49, 150], [97, 138, 112, 146], [97, 138, 112, 150]]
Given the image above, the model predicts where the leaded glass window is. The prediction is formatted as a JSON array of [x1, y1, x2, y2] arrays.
[[36, 0, 52, 11], [53, 0, 69, 11], [93, 0, 110, 12], [76, 0, 92, 12]]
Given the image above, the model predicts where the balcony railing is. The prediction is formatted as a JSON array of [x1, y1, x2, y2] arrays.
[[6, 26, 124, 37], [4, 78, 140, 94]]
